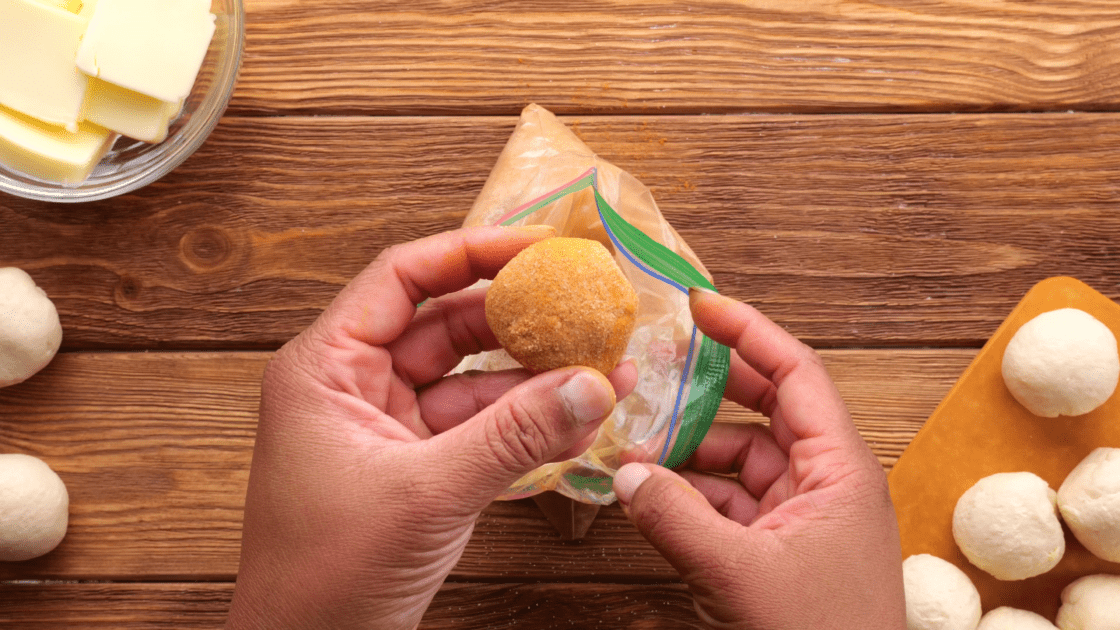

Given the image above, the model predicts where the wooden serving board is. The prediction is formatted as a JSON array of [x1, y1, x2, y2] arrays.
[[889, 276, 1120, 621]]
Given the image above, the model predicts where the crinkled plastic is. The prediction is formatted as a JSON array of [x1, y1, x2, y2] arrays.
[[453, 104, 730, 505]]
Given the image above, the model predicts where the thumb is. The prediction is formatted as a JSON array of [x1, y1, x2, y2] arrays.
[[428, 367, 616, 511], [613, 463, 745, 578]]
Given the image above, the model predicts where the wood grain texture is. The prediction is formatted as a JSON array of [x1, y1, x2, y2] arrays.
[[0, 349, 970, 581], [3, 114, 1119, 349], [234, 0, 1120, 115], [0, 583, 231, 630], [0, 582, 700, 629]]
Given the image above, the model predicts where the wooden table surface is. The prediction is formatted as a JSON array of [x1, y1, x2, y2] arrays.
[[3, 0, 1120, 627]]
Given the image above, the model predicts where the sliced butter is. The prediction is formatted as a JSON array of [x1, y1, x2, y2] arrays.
[[0, 104, 116, 186], [83, 78, 181, 143], [32, 0, 82, 12], [0, 0, 89, 131], [76, 0, 216, 103]]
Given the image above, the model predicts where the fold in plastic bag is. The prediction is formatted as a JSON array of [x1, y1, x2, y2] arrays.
[[453, 104, 730, 505]]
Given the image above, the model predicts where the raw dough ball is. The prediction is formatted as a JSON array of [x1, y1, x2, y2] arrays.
[[1058, 448, 1120, 562], [1001, 308, 1119, 418], [486, 237, 638, 375], [903, 553, 982, 630], [0, 453, 69, 561], [1056, 574, 1120, 630], [0, 268, 62, 388], [978, 607, 1058, 630], [952, 472, 1065, 581]]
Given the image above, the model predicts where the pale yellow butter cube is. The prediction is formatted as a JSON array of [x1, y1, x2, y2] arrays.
[[0, 105, 116, 186], [31, 0, 82, 12], [76, 0, 216, 104], [0, 0, 89, 131], [83, 78, 181, 143]]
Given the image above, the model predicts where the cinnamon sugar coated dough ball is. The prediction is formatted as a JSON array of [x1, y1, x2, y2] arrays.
[[903, 554, 981, 630], [1001, 308, 1119, 418], [978, 607, 1058, 630], [1058, 448, 1120, 563], [1056, 574, 1120, 630], [486, 237, 638, 375], [952, 472, 1065, 581]]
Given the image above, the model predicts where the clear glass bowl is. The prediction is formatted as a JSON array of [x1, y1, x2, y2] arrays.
[[0, 0, 245, 203]]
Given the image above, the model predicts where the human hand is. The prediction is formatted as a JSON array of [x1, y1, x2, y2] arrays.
[[225, 226, 635, 630], [612, 288, 906, 630]]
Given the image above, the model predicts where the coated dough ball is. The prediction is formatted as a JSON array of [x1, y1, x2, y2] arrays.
[[952, 472, 1065, 581], [978, 607, 1058, 630], [0, 268, 62, 388], [1001, 308, 1119, 418], [1056, 574, 1120, 630], [0, 453, 69, 561], [486, 237, 638, 375], [903, 553, 982, 630], [1058, 448, 1120, 563]]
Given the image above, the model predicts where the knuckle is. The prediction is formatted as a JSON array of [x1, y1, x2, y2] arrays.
[[635, 477, 693, 535], [757, 383, 780, 418], [803, 344, 826, 366], [485, 400, 556, 473]]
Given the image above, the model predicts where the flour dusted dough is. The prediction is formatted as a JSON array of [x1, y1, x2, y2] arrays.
[[978, 607, 1058, 630], [903, 554, 982, 630], [1001, 308, 1119, 417], [952, 472, 1065, 581], [0, 268, 62, 388], [0, 453, 69, 561], [1056, 574, 1120, 630], [1058, 448, 1120, 563]]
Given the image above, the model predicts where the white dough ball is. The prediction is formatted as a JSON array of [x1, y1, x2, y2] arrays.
[[0, 453, 69, 561], [903, 553, 982, 630], [978, 606, 1058, 630], [1001, 308, 1119, 418], [0, 268, 62, 388], [1059, 448, 1120, 562], [1056, 574, 1120, 630], [952, 472, 1065, 581]]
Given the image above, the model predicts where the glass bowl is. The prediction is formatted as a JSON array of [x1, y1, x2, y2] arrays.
[[0, 0, 245, 203]]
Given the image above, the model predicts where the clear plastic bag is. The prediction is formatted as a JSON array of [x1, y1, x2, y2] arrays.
[[453, 104, 729, 504]]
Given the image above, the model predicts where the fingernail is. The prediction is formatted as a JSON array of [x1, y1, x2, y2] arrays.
[[557, 369, 615, 427], [688, 285, 718, 302], [613, 463, 652, 504], [688, 285, 733, 309]]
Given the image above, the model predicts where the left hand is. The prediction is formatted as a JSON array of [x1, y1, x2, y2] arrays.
[[225, 226, 636, 630]]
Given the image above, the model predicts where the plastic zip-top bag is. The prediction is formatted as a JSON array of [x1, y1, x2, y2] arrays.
[[454, 104, 730, 504]]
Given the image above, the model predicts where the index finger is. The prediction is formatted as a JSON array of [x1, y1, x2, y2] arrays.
[[314, 225, 556, 346], [688, 287, 859, 445]]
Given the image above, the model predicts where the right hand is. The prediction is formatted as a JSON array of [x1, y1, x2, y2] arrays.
[[612, 288, 906, 630]]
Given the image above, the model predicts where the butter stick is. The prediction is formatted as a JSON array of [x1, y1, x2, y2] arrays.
[[0, 105, 116, 186], [83, 78, 181, 143], [0, 0, 89, 131], [76, 0, 216, 103], [32, 0, 82, 12]]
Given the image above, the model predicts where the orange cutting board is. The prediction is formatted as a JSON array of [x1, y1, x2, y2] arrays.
[[889, 277, 1120, 621]]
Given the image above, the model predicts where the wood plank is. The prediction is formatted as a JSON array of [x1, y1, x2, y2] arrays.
[[0, 583, 231, 630], [0, 349, 970, 581], [0, 582, 701, 629], [3, 114, 1120, 349], [234, 0, 1120, 115]]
